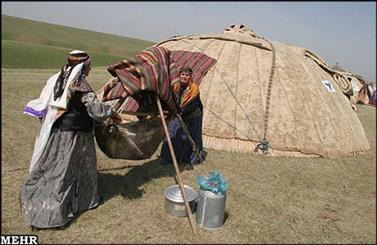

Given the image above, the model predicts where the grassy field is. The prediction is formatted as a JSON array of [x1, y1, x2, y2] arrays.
[[2, 15, 155, 68], [1, 67, 376, 244]]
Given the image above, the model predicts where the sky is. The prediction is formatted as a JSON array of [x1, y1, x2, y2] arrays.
[[2, 1, 376, 82]]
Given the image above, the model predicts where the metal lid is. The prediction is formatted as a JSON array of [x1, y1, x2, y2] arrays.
[[164, 184, 198, 203]]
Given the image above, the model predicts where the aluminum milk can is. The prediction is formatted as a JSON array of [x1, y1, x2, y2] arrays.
[[195, 189, 226, 230]]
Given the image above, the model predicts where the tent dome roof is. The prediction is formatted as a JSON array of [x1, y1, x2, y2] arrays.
[[155, 25, 369, 158]]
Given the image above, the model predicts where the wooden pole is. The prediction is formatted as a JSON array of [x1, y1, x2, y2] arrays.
[[155, 95, 196, 234], [175, 113, 201, 163]]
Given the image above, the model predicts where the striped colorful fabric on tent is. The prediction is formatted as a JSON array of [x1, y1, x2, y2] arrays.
[[101, 46, 216, 114], [171, 50, 217, 85], [103, 46, 180, 113]]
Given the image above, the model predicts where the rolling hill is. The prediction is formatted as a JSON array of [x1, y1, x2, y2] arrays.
[[2, 15, 155, 68]]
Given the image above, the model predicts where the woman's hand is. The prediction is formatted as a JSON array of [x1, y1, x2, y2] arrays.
[[110, 111, 124, 124]]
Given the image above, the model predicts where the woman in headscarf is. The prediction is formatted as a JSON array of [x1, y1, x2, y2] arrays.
[[20, 50, 123, 229], [160, 65, 205, 170]]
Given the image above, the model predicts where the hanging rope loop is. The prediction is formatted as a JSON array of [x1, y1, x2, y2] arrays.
[[259, 38, 277, 154]]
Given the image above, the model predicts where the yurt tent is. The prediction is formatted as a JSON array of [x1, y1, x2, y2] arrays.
[[155, 24, 370, 158], [351, 74, 375, 105], [332, 63, 373, 106]]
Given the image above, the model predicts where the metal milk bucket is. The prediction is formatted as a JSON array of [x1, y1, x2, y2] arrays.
[[164, 184, 198, 217], [195, 189, 227, 230]]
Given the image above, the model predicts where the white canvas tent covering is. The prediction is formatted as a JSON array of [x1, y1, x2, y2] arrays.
[[155, 24, 370, 158]]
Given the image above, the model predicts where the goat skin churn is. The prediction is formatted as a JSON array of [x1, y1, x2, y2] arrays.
[[164, 185, 198, 217], [196, 190, 227, 230], [94, 117, 164, 160]]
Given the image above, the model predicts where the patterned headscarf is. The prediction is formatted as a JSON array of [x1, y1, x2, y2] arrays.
[[179, 65, 193, 75], [53, 50, 91, 100]]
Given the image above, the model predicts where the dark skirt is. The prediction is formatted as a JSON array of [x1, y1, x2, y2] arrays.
[[19, 128, 100, 228], [160, 112, 204, 165]]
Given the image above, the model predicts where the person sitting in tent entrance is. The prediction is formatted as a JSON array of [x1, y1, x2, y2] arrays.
[[20, 50, 123, 229], [160, 65, 205, 170]]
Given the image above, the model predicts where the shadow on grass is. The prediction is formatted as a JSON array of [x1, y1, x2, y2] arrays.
[[98, 158, 189, 202], [224, 211, 229, 224]]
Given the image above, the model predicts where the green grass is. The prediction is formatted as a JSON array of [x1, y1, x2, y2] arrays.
[[1, 68, 376, 243], [2, 15, 155, 68], [2, 40, 133, 68]]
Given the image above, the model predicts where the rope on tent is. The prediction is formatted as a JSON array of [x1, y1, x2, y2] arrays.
[[206, 108, 256, 142], [332, 73, 353, 95], [176, 38, 280, 154], [255, 37, 277, 155], [254, 140, 269, 154], [180, 38, 277, 154], [178, 39, 264, 141], [155, 35, 272, 51]]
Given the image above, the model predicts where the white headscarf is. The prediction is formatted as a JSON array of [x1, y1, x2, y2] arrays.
[[24, 62, 84, 172]]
